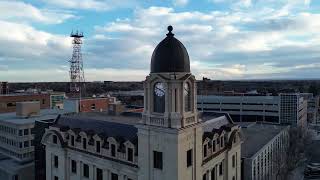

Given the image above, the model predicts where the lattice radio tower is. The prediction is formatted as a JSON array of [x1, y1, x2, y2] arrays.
[[69, 30, 85, 97]]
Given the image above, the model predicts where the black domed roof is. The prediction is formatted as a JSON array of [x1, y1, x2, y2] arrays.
[[150, 26, 190, 73]]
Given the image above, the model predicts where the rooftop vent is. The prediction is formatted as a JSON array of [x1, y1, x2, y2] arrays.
[[16, 101, 40, 118]]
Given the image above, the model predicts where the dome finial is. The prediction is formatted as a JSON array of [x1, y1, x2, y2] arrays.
[[166, 25, 174, 37]]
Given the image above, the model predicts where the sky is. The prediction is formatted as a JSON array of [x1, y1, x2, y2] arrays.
[[1, 0, 320, 82]]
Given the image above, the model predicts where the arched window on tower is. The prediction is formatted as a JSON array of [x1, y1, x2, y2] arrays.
[[184, 82, 192, 112], [154, 82, 165, 113]]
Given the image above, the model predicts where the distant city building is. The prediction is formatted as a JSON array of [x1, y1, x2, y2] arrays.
[[0, 82, 9, 95], [0, 101, 71, 180], [240, 122, 290, 180], [300, 93, 319, 124], [197, 93, 308, 126], [50, 93, 65, 109], [64, 96, 117, 113], [0, 92, 66, 113], [41, 26, 242, 180]]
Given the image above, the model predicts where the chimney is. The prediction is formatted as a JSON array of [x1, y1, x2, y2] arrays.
[[16, 101, 40, 118]]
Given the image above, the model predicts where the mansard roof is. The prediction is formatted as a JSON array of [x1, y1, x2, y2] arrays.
[[55, 116, 138, 143], [200, 112, 238, 141]]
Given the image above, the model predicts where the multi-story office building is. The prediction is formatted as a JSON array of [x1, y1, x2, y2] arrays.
[[41, 26, 242, 180], [0, 101, 71, 180], [279, 93, 307, 127], [241, 123, 290, 180], [0, 82, 9, 95], [198, 94, 279, 123], [197, 93, 308, 126]]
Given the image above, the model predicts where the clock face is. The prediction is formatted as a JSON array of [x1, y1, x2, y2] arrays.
[[154, 83, 165, 97]]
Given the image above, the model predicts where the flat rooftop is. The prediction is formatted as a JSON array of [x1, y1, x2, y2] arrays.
[[240, 122, 288, 158], [0, 109, 71, 125], [0, 153, 33, 173]]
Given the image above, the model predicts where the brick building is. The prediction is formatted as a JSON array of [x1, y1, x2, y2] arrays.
[[64, 97, 118, 113], [0, 94, 50, 113]]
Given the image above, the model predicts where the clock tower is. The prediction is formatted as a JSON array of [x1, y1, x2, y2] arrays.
[[137, 26, 202, 180]]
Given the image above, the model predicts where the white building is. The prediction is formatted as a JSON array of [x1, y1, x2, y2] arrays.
[[241, 123, 290, 180], [198, 95, 279, 123], [0, 101, 70, 180], [41, 26, 242, 180], [197, 93, 308, 126]]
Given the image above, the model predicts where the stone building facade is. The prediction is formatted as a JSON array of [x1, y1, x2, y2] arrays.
[[41, 26, 242, 180]]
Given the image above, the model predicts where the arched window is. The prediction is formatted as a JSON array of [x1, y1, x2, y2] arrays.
[[154, 82, 165, 113], [184, 82, 192, 112]]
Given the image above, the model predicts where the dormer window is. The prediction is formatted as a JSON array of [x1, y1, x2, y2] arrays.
[[71, 135, 74, 146], [111, 144, 116, 157], [220, 136, 224, 148], [212, 140, 216, 152], [154, 82, 165, 113], [127, 147, 134, 162], [82, 138, 87, 149], [53, 135, 58, 144], [203, 144, 208, 158], [96, 141, 101, 153]]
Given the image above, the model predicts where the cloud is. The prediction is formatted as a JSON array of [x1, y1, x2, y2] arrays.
[[173, 0, 189, 7], [2, 1, 320, 81], [89, 5, 320, 80], [0, 1, 75, 24], [0, 68, 147, 82], [0, 20, 72, 72], [43, 0, 138, 11]]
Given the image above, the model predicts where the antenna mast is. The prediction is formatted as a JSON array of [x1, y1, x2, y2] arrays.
[[69, 30, 85, 98]]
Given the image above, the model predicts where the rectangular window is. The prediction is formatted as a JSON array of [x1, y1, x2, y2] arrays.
[[71, 160, 77, 173], [211, 167, 216, 180], [219, 162, 223, 175], [53, 135, 57, 144], [18, 130, 22, 136], [153, 151, 163, 169], [83, 164, 89, 178], [71, 135, 74, 146], [203, 174, 207, 180], [54, 155, 58, 168], [24, 141, 29, 148], [96, 141, 100, 153], [24, 129, 29, 135], [111, 144, 116, 157], [187, 149, 192, 167], [83, 138, 87, 149], [54, 176, 58, 180], [91, 104, 96, 110], [111, 173, 118, 180], [13, 175, 19, 180], [127, 148, 133, 162], [19, 142, 22, 148], [232, 155, 236, 168], [96, 168, 103, 180]]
